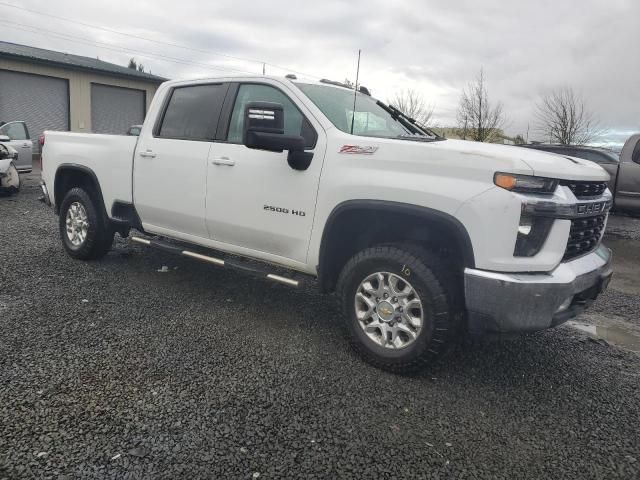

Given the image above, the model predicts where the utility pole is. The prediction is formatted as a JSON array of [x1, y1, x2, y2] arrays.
[[262, 63, 266, 75]]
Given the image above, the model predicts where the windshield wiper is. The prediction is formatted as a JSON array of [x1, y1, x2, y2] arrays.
[[375, 101, 418, 134], [396, 134, 438, 142], [375, 101, 443, 140]]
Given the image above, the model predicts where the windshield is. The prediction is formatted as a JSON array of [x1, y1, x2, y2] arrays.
[[295, 83, 432, 140]]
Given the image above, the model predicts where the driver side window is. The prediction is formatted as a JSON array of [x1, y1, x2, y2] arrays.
[[227, 84, 316, 148]]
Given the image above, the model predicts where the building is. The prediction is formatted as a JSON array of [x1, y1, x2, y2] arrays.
[[0, 41, 167, 150]]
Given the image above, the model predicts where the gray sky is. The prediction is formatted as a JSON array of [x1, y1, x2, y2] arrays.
[[3, 0, 639, 146]]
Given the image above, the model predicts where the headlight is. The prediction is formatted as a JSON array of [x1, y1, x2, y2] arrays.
[[494, 173, 559, 194]]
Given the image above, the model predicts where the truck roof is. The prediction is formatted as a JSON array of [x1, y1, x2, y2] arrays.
[[162, 75, 360, 92]]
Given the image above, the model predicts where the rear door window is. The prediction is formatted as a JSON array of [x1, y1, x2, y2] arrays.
[[157, 84, 228, 141]]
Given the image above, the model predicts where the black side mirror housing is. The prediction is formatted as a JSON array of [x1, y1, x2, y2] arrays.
[[242, 101, 314, 170], [243, 102, 304, 152], [287, 150, 314, 171]]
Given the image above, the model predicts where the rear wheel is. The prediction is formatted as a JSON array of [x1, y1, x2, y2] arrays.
[[336, 245, 459, 372], [59, 187, 114, 260]]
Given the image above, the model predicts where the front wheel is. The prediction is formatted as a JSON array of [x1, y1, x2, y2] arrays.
[[336, 245, 459, 373], [59, 187, 114, 260]]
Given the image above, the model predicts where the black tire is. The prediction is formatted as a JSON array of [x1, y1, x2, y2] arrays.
[[59, 187, 114, 260], [336, 245, 461, 373]]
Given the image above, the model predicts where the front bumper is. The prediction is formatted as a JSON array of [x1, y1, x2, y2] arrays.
[[465, 245, 613, 334]]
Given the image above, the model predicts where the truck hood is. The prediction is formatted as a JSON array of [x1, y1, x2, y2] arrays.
[[432, 139, 609, 181]]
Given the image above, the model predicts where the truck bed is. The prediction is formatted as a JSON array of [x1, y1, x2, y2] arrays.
[[41, 132, 138, 211]]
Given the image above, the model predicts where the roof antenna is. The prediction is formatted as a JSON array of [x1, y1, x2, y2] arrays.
[[350, 49, 361, 135]]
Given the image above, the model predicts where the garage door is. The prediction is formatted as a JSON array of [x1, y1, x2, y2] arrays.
[[0, 70, 69, 151], [91, 83, 145, 135]]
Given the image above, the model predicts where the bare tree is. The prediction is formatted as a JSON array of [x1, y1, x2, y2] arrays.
[[456, 68, 505, 142], [513, 134, 526, 145], [389, 89, 435, 128], [128, 58, 145, 73], [535, 87, 601, 145]]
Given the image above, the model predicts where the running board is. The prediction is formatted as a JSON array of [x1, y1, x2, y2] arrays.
[[130, 236, 301, 287]]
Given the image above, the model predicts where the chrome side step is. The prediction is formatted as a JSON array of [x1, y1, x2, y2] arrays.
[[130, 236, 301, 287]]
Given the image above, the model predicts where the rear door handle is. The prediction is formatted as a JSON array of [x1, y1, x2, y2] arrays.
[[139, 150, 156, 158], [212, 157, 235, 166]]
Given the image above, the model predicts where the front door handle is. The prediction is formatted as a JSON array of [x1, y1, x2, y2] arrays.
[[22, 143, 31, 148], [212, 157, 235, 166], [139, 150, 156, 159]]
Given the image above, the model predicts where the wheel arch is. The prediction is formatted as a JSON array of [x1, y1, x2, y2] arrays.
[[317, 200, 475, 293], [54, 164, 106, 215]]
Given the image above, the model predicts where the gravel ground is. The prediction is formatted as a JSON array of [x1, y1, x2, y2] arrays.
[[1, 172, 639, 479], [607, 213, 640, 241]]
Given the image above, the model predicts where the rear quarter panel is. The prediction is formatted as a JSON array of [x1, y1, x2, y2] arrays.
[[42, 132, 138, 213]]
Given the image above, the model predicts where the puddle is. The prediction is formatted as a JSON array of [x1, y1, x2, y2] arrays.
[[567, 321, 640, 352]]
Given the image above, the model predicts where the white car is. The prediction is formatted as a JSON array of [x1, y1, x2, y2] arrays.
[[0, 143, 20, 194], [40, 76, 613, 372]]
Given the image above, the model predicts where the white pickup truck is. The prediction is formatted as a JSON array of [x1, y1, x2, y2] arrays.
[[40, 75, 613, 372]]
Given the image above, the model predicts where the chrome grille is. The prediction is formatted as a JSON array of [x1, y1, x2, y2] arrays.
[[564, 214, 606, 261], [560, 180, 607, 199]]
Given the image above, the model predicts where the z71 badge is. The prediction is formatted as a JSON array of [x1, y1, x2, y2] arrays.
[[339, 145, 379, 155], [264, 205, 306, 216]]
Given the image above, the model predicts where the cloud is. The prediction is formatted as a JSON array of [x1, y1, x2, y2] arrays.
[[4, 0, 639, 145]]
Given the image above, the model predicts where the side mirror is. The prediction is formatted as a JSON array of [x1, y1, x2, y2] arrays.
[[242, 102, 314, 171], [243, 102, 305, 153], [0, 135, 10, 142]]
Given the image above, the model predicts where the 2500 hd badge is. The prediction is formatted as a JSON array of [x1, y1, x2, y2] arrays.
[[264, 205, 306, 216]]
